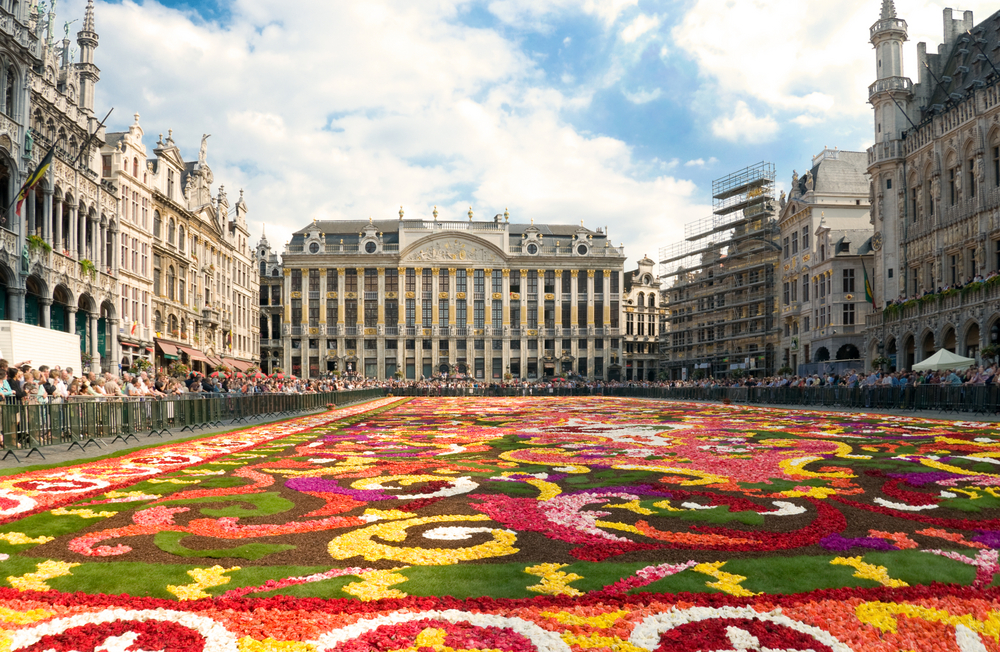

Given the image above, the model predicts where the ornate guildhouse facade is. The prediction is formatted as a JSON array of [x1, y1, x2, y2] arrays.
[[255, 229, 282, 374], [146, 132, 258, 373], [270, 210, 625, 381], [13, 0, 123, 371], [101, 114, 154, 369], [622, 255, 661, 381], [778, 149, 874, 376], [865, 1, 1000, 370]]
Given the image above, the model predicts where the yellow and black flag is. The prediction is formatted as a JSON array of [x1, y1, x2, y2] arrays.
[[863, 261, 875, 307], [15, 146, 54, 217]]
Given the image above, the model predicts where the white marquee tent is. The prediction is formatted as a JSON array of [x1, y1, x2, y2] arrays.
[[912, 348, 976, 372]]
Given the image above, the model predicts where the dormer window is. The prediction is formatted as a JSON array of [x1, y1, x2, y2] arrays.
[[526, 243, 538, 255], [309, 242, 320, 254], [365, 241, 377, 254]]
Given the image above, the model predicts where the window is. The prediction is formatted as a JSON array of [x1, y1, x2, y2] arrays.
[[843, 303, 855, 325], [783, 237, 789, 259], [492, 302, 502, 329], [527, 270, 538, 295], [365, 268, 378, 292], [474, 300, 485, 328], [911, 187, 918, 222], [166, 266, 175, 301], [439, 300, 449, 324], [327, 269, 339, 291], [153, 211, 161, 238], [178, 267, 186, 304], [994, 146, 1000, 189], [791, 231, 798, 255], [384, 268, 397, 293], [291, 269, 302, 291], [492, 269, 502, 294], [167, 218, 175, 245], [949, 165, 957, 205], [968, 156, 977, 199], [167, 169, 175, 199], [422, 299, 431, 327], [842, 268, 855, 293], [439, 268, 449, 292], [456, 300, 467, 325], [950, 254, 958, 284], [802, 275, 809, 301], [178, 226, 185, 251], [474, 269, 485, 295], [405, 268, 416, 292], [802, 226, 810, 251], [783, 282, 790, 305], [345, 269, 357, 292]]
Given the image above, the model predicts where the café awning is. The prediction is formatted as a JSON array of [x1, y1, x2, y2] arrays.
[[179, 347, 210, 364], [155, 340, 180, 360]]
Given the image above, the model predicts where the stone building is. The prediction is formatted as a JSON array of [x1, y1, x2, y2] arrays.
[[864, 1, 1000, 369], [147, 132, 258, 374], [8, 0, 122, 371], [264, 209, 625, 380], [622, 255, 661, 381], [101, 114, 154, 370], [777, 148, 874, 376], [255, 228, 282, 374]]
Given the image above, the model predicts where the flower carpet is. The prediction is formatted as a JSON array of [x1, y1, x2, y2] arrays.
[[0, 397, 999, 649]]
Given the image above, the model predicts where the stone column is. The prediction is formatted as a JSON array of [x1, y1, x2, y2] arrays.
[[7, 287, 24, 323], [68, 202, 78, 257], [570, 270, 579, 331], [52, 195, 62, 252], [110, 229, 119, 277], [77, 207, 86, 259], [603, 271, 612, 327], [376, 268, 385, 379], [90, 313, 100, 369], [43, 188, 52, 243], [109, 318, 120, 372], [587, 270, 595, 331], [318, 268, 327, 368], [39, 297, 51, 329], [66, 306, 77, 334], [26, 188, 35, 235]]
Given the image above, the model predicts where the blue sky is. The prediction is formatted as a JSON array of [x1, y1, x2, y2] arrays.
[[67, 0, 1000, 267]]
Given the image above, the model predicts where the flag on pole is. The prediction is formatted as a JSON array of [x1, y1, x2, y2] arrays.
[[863, 261, 875, 306], [15, 146, 55, 216]]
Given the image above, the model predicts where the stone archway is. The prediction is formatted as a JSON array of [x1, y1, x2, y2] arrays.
[[942, 326, 957, 353]]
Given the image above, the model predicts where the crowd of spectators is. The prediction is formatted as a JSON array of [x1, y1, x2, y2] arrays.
[[883, 269, 999, 309], [2, 357, 997, 404]]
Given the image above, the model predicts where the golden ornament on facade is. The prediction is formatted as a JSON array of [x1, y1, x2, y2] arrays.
[[385, 291, 397, 299], [377, 267, 385, 274], [448, 268, 457, 274], [456, 292, 466, 299], [439, 292, 449, 299], [501, 268, 510, 277], [319, 269, 327, 276], [397, 267, 406, 275], [405, 291, 415, 299], [309, 328, 319, 335], [587, 269, 596, 278], [291, 291, 302, 299], [346, 292, 357, 299], [283, 269, 291, 276], [492, 292, 503, 300], [510, 292, 520, 300], [803, 254, 810, 262], [544, 293, 555, 301], [365, 328, 376, 335]]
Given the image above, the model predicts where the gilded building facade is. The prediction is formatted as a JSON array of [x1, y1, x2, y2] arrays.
[[865, 1, 1000, 369], [260, 211, 626, 380]]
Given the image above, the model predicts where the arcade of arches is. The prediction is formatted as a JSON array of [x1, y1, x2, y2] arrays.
[[874, 317, 1000, 371]]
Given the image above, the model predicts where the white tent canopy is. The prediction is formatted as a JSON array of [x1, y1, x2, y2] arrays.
[[912, 348, 976, 372]]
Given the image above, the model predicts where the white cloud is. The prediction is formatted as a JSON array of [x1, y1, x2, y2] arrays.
[[621, 13, 660, 43], [684, 157, 718, 168], [486, 0, 637, 29], [710, 102, 779, 143], [67, 0, 705, 267], [622, 87, 661, 104]]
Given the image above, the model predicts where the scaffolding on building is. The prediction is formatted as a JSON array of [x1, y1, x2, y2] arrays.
[[658, 162, 781, 380]]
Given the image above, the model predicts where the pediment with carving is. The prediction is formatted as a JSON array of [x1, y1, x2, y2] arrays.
[[400, 236, 506, 264]]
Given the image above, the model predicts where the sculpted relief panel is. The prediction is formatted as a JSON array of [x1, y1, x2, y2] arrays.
[[401, 237, 503, 264]]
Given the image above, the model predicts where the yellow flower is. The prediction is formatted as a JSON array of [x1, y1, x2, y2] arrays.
[[342, 568, 410, 601], [693, 561, 759, 597], [525, 563, 584, 596], [167, 565, 241, 601], [831, 557, 909, 588], [0, 532, 54, 545], [8, 560, 80, 592]]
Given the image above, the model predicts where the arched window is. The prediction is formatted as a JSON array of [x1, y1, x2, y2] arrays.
[[924, 164, 934, 218], [5, 65, 15, 118], [57, 127, 66, 150], [167, 265, 175, 301], [636, 292, 644, 306], [153, 211, 161, 238], [271, 269, 278, 277], [180, 317, 187, 337], [648, 294, 655, 307], [168, 314, 178, 335], [259, 261, 266, 276], [154, 311, 162, 332], [32, 109, 42, 135], [167, 218, 175, 245], [178, 267, 186, 304], [965, 144, 977, 200], [178, 226, 185, 252], [132, 157, 138, 177], [45, 118, 54, 140]]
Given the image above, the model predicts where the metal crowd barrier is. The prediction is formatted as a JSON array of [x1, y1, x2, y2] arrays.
[[0, 388, 385, 463]]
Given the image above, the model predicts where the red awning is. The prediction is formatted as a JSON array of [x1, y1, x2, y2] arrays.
[[226, 358, 252, 372], [156, 340, 180, 357], [179, 347, 210, 364], [146, 347, 154, 353]]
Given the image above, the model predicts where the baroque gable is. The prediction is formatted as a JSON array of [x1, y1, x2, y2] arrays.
[[399, 235, 506, 265]]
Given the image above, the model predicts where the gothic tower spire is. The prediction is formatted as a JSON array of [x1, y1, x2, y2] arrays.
[[76, 0, 99, 115], [880, 0, 896, 20]]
